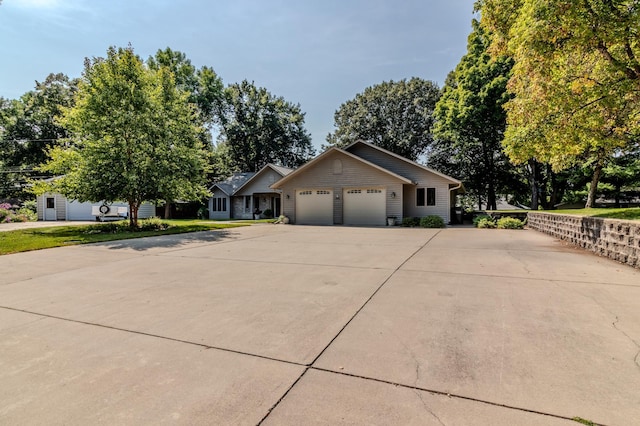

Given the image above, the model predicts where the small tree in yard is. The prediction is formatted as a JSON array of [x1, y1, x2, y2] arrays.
[[36, 46, 210, 227]]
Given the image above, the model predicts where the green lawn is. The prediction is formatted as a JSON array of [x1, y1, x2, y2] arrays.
[[0, 220, 249, 255], [540, 208, 640, 221]]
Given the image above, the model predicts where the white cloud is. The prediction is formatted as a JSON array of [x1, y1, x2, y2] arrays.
[[13, 0, 61, 7], [11, 0, 86, 9]]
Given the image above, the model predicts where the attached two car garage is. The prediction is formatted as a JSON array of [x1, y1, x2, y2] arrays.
[[295, 188, 386, 226]]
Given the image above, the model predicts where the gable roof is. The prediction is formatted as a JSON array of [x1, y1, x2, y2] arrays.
[[271, 147, 413, 189], [344, 140, 462, 185], [234, 163, 294, 194], [209, 172, 255, 196]]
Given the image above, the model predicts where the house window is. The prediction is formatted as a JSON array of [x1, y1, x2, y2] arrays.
[[417, 188, 436, 206], [212, 199, 217, 212], [427, 188, 436, 206], [213, 197, 227, 212], [46, 197, 55, 209], [245, 196, 250, 210], [416, 188, 425, 206]]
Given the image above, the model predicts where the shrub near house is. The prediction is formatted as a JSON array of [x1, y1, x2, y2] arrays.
[[0, 203, 37, 223]]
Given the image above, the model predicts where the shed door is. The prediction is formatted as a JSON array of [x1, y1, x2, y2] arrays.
[[296, 189, 333, 225], [67, 201, 94, 220], [44, 196, 57, 221], [343, 188, 386, 226]]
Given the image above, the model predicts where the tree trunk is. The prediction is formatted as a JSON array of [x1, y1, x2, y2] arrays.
[[529, 159, 539, 210], [129, 201, 139, 228], [585, 151, 605, 208], [477, 194, 482, 211], [487, 185, 497, 211], [548, 168, 559, 209], [164, 202, 172, 219]]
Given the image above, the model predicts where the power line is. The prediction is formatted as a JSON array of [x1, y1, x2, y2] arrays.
[[0, 138, 60, 144]]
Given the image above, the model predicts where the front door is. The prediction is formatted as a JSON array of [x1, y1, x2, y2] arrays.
[[44, 196, 56, 221], [274, 197, 281, 217]]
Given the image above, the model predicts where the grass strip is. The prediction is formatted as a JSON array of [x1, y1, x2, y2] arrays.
[[0, 220, 248, 255], [536, 208, 640, 221]]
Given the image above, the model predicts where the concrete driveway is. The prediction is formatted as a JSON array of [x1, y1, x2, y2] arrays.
[[1, 225, 639, 425]]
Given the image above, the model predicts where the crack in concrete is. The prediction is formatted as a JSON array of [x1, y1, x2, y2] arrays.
[[311, 367, 584, 425], [554, 281, 640, 377], [413, 388, 446, 426], [400, 268, 640, 288], [1, 304, 593, 425]]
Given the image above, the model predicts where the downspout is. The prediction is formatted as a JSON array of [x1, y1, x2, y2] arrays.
[[449, 182, 463, 224]]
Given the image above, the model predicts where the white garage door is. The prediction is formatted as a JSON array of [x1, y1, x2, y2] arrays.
[[343, 188, 386, 226], [296, 189, 333, 225], [66, 200, 94, 220]]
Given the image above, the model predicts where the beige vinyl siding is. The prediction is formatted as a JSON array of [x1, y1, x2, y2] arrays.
[[235, 168, 282, 196], [333, 186, 343, 224], [279, 151, 405, 224], [403, 174, 453, 223], [55, 193, 66, 220], [349, 143, 456, 223], [37, 193, 67, 220], [37, 194, 44, 220]]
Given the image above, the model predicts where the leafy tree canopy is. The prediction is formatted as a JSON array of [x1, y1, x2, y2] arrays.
[[147, 47, 224, 130], [218, 80, 315, 172], [326, 78, 440, 161], [477, 0, 640, 206], [431, 20, 515, 210], [36, 46, 210, 226], [0, 73, 77, 198]]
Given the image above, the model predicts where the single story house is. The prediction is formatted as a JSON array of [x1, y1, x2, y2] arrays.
[[208, 164, 293, 220], [36, 193, 155, 221], [271, 140, 464, 226]]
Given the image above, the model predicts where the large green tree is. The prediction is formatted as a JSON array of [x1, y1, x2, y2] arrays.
[[326, 78, 440, 161], [478, 0, 640, 207], [37, 46, 210, 227], [147, 48, 224, 217], [218, 80, 315, 172], [147, 47, 224, 131], [431, 20, 515, 210], [0, 73, 77, 199]]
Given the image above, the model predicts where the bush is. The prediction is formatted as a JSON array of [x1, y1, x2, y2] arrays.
[[401, 217, 421, 227], [197, 206, 209, 220], [22, 200, 37, 213], [476, 218, 497, 229], [83, 217, 170, 234], [138, 217, 171, 231], [473, 214, 492, 227], [0, 203, 34, 223], [17, 207, 37, 221], [496, 217, 524, 229], [262, 209, 273, 219], [420, 215, 445, 228]]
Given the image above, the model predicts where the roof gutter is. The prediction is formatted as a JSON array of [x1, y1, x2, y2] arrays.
[[449, 182, 463, 195]]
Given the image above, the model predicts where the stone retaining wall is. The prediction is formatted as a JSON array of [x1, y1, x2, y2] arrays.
[[527, 212, 640, 269]]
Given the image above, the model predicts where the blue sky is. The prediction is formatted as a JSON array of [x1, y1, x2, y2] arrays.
[[0, 0, 476, 148]]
